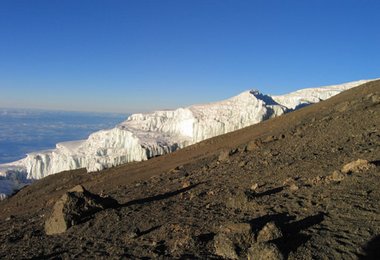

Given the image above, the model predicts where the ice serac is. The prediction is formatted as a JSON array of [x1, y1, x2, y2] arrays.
[[0, 79, 374, 198]]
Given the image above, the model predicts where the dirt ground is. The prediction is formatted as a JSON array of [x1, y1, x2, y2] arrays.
[[0, 80, 379, 259]]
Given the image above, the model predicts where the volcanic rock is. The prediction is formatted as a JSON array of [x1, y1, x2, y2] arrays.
[[330, 170, 345, 182], [341, 159, 375, 174], [257, 222, 283, 242], [214, 233, 238, 259], [247, 242, 284, 260], [44, 185, 119, 235]]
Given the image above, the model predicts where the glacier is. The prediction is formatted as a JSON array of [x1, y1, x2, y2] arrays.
[[0, 79, 374, 199]]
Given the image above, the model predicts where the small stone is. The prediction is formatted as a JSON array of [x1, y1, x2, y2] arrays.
[[282, 177, 294, 186], [207, 190, 215, 196], [366, 93, 380, 104], [282, 180, 288, 186], [175, 165, 184, 170], [246, 140, 259, 151], [250, 183, 259, 191], [68, 185, 85, 193], [247, 242, 284, 260], [238, 145, 247, 153], [126, 227, 140, 239], [189, 192, 196, 200], [263, 149, 272, 156], [263, 135, 278, 143], [294, 128, 304, 137], [371, 94, 380, 104], [229, 148, 238, 155], [331, 170, 345, 182], [218, 149, 230, 161], [289, 183, 299, 191], [5, 215, 14, 221], [182, 181, 191, 188], [257, 222, 283, 242], [341, 159, 375, 174], [239, 161, 247, 167], [214, 233, 238, 259], [321, 116, 332, 122]]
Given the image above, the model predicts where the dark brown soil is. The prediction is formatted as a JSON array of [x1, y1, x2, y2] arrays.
[[0, 80, 379, 259]]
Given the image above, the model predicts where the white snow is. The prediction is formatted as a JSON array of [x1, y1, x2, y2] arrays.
[[271, 79, 371, 110], [0, 79, 375, 199]]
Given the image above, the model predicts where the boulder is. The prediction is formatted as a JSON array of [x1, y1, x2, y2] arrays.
[[45, 185, 118, 235], [257, 222, 283, 242], [247, 242, 284, 260], [214, 233, 238, 259], [214, 222, 255, 258]]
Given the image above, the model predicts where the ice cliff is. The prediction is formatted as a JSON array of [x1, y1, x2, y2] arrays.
[[0, 79, 373, 198]]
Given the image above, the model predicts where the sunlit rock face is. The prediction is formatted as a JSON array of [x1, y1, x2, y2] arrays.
[[0, 79, 374, 198]]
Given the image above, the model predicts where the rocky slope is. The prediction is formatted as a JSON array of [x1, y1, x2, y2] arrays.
[[0, 79, 373, 199], [0, 80, 379, 259]]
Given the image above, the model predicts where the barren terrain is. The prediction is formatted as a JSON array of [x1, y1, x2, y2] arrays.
[[0, 80, 379, 259]]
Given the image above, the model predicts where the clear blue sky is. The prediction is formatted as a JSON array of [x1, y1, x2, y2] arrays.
[[0, 0, 379, 113]]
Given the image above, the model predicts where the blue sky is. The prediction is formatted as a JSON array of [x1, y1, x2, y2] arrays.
[[0, 0, 379, 113]]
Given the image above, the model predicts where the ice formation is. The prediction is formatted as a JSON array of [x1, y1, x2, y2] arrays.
[[0, 79, 374, 198]]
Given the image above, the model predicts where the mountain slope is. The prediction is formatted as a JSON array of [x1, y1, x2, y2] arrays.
[[0, 80, 379, 259], [0, 79, 373, 199]]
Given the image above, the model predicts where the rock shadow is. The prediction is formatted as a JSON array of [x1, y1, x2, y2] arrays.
[[197, 232, 215, 244], [276, 212, 325, 257], [246, 186, 284, 198], [284, 212, 326, 234], [360, 235, 380, 260], [47, 183, 200, 234], [118, 183, 200, 208], [138, 225, 162, 237], [29, 251, 68, 259], [249, 212, 325, 258], [370, 160, 380, 167], [248, 213, 295, 231]]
